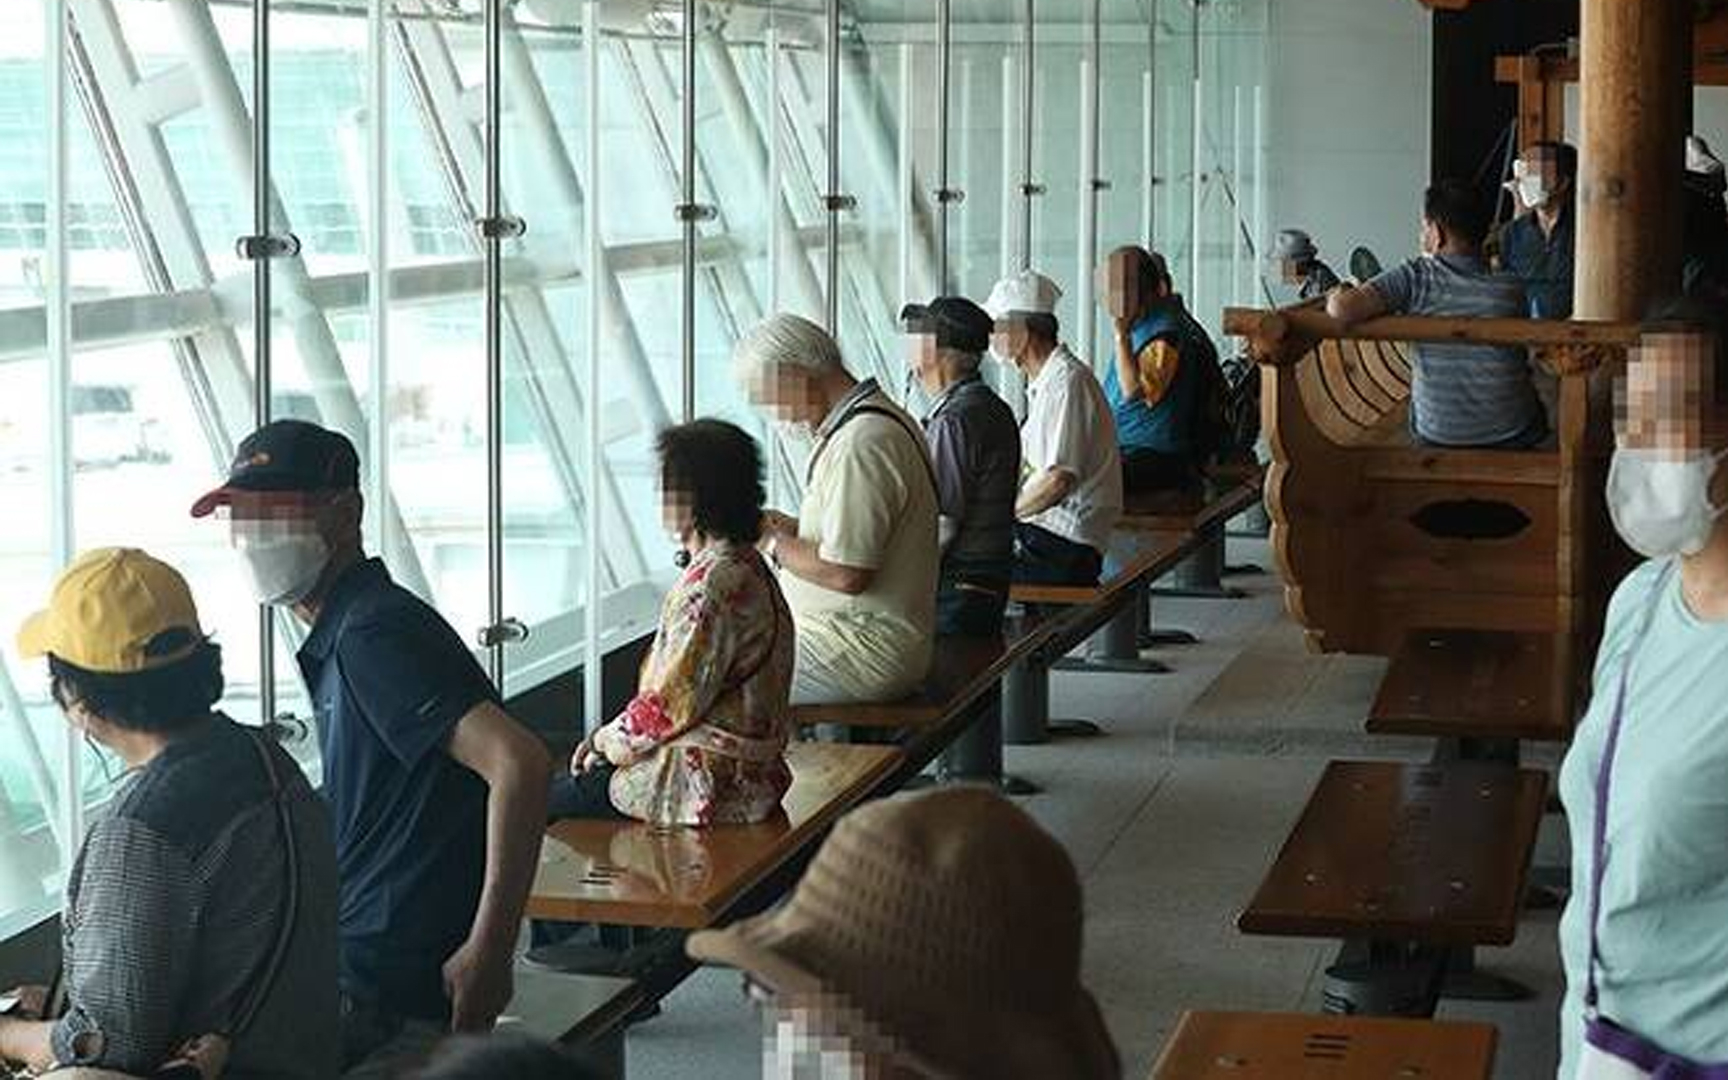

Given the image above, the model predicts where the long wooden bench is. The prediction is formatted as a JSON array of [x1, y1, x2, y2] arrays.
[[1237, 760, 1548, 1016], [1368, 628, 1576, 753], [1120, 466, 1267, 600], [1223, 305, 1639, 699], [1150, 1010, 1497, 1079], [789, 628, 1041, 730], [528, 741, 900, 929]]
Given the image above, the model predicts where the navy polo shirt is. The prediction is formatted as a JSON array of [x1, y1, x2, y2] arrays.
[[297, 558, 494, 1022], [1501, 202, 1575, 319]]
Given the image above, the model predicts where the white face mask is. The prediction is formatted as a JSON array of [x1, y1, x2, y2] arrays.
[[232, 523, 330, 606], [1607, 447, 1727, 558], [1518, 174, 1551, 209]]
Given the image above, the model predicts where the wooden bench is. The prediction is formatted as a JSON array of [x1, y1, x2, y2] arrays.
[[1150, 1010, 1497, 1079], [528, 741, 900, 929], [789, 629, 1036, 730], [500, 967, 645, 1077], [1238, 760, 1548, 1015], [1368, 628, 1576, 754], [1120, 466, 1267, 600], [1222, 305, 1638, 694]]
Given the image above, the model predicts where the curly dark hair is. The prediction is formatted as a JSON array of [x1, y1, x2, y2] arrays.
[[656, 418, 767, 546], [49, 631, 224, 734]]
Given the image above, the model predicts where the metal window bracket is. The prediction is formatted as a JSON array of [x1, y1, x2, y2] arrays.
[[477, 618, 531, 648], [1020, 182, 1047, 198], [934, 187, 965, 205], [234, 233, 302, 260], [1091, 179, 1113, 192], [674, 203, 719, 223], [821, 193, 857, 212], [476, 214, 528, 239]]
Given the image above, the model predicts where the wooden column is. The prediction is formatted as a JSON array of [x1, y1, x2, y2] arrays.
[[1574, 0, 1693, 320]]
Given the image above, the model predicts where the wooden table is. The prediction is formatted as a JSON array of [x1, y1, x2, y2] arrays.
[[1151, 1010, 1497, 1079], [1238, 760, 1548, 948], [528, 742, 900, 928]]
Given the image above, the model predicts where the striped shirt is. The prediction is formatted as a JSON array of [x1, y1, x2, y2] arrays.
[[1367, 254, 1543, 447]]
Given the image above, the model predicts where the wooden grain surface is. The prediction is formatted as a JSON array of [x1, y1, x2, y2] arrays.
[[1237, 760, 1548, 946], [1368, 628, 1573, 743], [1151, 1010, 1497, 1080], [528, 741, 900, 927]]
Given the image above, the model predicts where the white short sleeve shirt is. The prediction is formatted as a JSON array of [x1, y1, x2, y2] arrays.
[[1019, 346, 1123, 553]]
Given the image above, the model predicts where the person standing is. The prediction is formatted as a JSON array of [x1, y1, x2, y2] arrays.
[[902, 296, 1021, 636], [1273, 228, 1341, 301], [985, 270, 1123, 588], [191, 420, 551, 1076]]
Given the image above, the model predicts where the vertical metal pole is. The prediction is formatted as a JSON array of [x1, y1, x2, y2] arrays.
[[47, 0, 77, 850], [1019, 0, 1034, 271], [956, 56, 973, 293], [584, 0, 604, 737], [766, 25, 782, 312], [935, 0, 952, 294], [1231, 83, 1242, 304], [897, 44, 913, 306], [1162, 82, 1175, 253], [1188, 0, 1202, 301], [1076, 0, 1099, 358], [254, 0, 278, 722], [680, 0, 697, 421], [824, 0, 840, 332], [1143, 7, 1156, 244], [999, 53, 1016, 280], [482, 0, 505, 686], [368, 0, 390, 565], [1253, 83, 1265, 303]]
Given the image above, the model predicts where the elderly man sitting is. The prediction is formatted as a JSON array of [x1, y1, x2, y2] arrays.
[[736, 314, 939, 705]]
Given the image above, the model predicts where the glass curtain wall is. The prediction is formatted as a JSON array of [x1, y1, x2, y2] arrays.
[[0, 0, 1285, 938]]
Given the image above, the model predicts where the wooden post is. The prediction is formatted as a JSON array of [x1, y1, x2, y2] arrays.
[[1574, 0, 1693, 320]]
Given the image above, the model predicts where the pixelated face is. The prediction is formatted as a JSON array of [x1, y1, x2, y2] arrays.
[[991, 318, 1030, 366], [659, 482, 695, 541], [1523, 147, 1566, 195], [1617, 330, 1721, 458], [1278, 257, 1303, 285], [221, 491, 331, 552], [904, 330, 943, 395], [1097, 251, 1146, 321], [745, 364, 828, 429], [748, 981, 919, 1080]]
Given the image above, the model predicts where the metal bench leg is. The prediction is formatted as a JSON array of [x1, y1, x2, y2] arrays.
[[1151, 531, 1247, 599], [940, 696, 1040, 795], [1003, 660, 1103, 743], [1226, 500, 1271, 539], [587, 1030, 627, 1080], [1320, 939, 1446, 1017], [1439, 945, 1538, 1003], [1053, 590, 1170, 674], [1137, 587, 1199, 648]]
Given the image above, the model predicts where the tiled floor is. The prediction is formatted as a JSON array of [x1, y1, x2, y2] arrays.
[[623, 538, 1566, 1078]]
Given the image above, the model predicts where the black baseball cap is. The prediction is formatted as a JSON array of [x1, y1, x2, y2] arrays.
[[190, 419, 360, 518], [900, 296, 994, 355]]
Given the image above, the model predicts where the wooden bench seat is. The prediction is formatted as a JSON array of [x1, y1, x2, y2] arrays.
[[527, 741, 900, 928], [1150, 1010, 1497, 1079], [789, 623, 1045, 729], [1368, 628, 1575, 745], [500, 966, 644, 1070], [1119, 466, 1266, 535], [1238, 760, 1548, 948], [1009, 530, 1193, 607]]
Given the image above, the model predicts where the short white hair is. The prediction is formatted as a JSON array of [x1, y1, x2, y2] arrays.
[[733, 314, 846, 390]]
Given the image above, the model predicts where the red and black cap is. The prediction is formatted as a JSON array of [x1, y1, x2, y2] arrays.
[[190, 419, 360, 518], [900, 296, 994, 355]]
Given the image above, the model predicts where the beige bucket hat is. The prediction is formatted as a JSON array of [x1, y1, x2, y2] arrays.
[[687, 788, 1120, 1079]]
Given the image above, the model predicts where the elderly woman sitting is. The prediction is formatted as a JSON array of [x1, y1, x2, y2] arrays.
[[554, 419, 795, 825]]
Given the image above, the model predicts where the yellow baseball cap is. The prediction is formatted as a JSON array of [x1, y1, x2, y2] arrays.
[[16, 548, 204, 674]]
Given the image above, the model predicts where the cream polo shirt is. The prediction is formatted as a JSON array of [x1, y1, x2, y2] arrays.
[[1020, 345, 1122, 554], [781, 381, 938, 703]]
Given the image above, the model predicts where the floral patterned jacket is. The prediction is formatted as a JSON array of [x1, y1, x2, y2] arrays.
[[593, 541, 795, 824]]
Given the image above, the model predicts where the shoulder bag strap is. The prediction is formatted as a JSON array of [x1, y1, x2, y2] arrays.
[[223, 729, 299, 1039], [1585, 562, 1675, 1013], [807, 399, 940, 500]]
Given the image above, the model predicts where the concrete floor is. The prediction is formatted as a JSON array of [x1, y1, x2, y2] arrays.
[[621, 537, 1567, 1079]]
